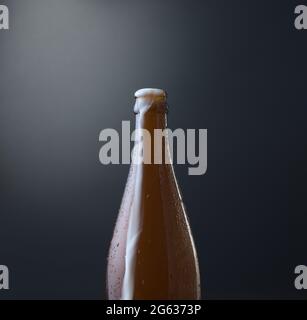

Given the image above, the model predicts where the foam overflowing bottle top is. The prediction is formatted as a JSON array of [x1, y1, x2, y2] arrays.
[[134, 88, 167, 99], [133, 88, 167, 114]]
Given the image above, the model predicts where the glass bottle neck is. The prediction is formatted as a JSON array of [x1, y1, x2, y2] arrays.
[[133, 97, 170, 165], [134, 94, 167, 127]]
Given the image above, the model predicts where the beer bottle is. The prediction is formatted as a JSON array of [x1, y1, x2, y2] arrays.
[[107, 88, 201, 300]]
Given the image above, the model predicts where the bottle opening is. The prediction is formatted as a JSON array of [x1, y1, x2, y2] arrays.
[[134, 88, 167, 99], [134, 88, 168, 114]]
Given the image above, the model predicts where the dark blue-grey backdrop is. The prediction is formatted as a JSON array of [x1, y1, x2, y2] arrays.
[[0, 0, 306, 299]]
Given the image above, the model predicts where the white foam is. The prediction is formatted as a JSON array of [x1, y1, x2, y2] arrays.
[[134, 88, 166, 98], [121, 116, 145, 300]]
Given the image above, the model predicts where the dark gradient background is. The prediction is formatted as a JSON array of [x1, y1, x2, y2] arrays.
[[0, 0, 307, 299]]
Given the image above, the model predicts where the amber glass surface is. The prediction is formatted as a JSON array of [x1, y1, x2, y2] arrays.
[[107, 89, 200, 300]]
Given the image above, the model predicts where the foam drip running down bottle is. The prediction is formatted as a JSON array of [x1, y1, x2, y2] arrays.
[[107, 88, 201, 300]]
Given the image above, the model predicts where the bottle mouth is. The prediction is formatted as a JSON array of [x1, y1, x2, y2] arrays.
[[134, 88, 167, 100], [134, 88, 168, 114]]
